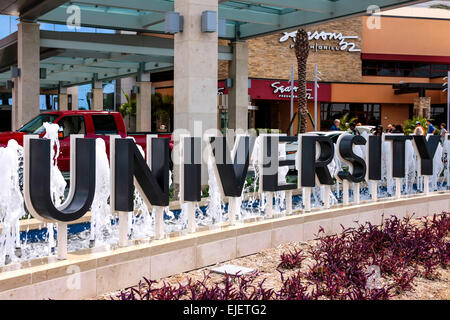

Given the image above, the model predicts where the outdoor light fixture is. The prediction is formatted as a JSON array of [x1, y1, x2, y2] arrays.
[[225, 78, 233, 88], [6, 80, 14, 89], [218, 18, 227, 37], [87, 92, 93, 100], [40, 68, 47, 79], [165, 11, 183, 34], [131, 85, 140, 94], [201, 11, 217, 33], [11, 66, 20, 78], [103, 93, 108, 100], [151, 87, 156, 94], [248, 79, 252, 89]]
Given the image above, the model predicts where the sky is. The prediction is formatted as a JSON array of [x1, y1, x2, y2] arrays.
[[0, 15, 114, 39], [0, 15, 115, 110]]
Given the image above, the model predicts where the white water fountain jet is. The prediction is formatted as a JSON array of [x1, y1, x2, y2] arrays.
[[273, 142, 288, 214], [203, 157, 225, 227], [430, 143, 444, 191], [382, 139, 394, 197], [161, 170, 183, 234], [43, 123, 67, 255], [0, 140, 27, 265], [89, 138, 113, 247], [249, 135, 265, 215], [443, 137, 450, 189], [404, 140, 417, 195], [130, 144, 154, 239]]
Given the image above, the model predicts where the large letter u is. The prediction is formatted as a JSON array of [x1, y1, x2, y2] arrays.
[[24, 135, 96, 222]]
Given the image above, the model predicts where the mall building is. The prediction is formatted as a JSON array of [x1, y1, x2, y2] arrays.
[[0, 5, 448, 134], [225, 14, 450, 132], [214, 14, 449, 132], [117, 12, 450, 133]]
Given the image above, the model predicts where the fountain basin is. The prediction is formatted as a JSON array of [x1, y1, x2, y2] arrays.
[[0, 192, 448, 300]]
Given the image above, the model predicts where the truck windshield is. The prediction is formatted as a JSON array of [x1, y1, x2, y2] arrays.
[[18, 114, 59, 134]]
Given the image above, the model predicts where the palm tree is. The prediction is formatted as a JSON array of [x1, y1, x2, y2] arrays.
[[294, 29, 310, 134]]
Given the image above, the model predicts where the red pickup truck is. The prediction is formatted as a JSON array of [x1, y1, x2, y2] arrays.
[[0, 110, 173, 173]]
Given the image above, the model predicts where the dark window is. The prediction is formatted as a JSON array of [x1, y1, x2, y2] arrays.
[[57, 116, 86, 137], [321, 103, 381, 129], [413, 64, 430, 77], [430, 104, 447, 126], [362, 60, 449, 78], [92, 115, 118, 134], [18, 114, 59, 134]]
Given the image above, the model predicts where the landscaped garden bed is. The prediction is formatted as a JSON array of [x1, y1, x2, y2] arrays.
[[99, 213, 449, 300]]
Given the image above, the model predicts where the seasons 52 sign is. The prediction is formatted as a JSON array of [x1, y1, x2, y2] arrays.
[[218, 79, 331, 101], [280, 30, 361, 53]]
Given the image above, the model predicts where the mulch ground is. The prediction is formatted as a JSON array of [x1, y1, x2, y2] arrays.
[[97, 216, 449, 300]]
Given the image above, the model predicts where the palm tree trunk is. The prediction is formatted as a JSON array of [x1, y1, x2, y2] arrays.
[[294, 29, 310, 134]]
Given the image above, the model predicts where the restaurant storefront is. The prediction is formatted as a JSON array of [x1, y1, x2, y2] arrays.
[[215, 14, 449, 133], [218, 79, 332, 132]]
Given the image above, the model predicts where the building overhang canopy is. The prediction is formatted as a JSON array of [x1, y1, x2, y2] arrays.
[[0, 29, 232, 89], [4, 0, 427, 40]]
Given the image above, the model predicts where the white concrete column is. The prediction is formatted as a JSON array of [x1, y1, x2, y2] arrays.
[[395, 178, 402, 199], [343, 180, 349, 205], [286, 190, 293, 215], [11, 79, 19, 131], [228, 41, 248, 131], [59, 87, 68, 111], [154, 206, 165, 240], [136, 81, 152, 131], [265, 192, 273, 218], [118, 211, 129, 247], [57, 222, 67, 260], [370, 181, 377, 201], [17, 22, 40, 129], [67, 86, 78, 110], [92, 81, 103, 111], [58, 94, 68, 111], [324, 185, 331, 208], [303, 188, 311, 212], [174, 0, 219, 185]]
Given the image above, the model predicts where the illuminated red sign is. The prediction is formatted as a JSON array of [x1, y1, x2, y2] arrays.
[[218, 79, 331, 101]]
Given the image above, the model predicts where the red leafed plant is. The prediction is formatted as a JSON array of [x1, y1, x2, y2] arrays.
[[278, 248, 306, 270], [114, 212, 449, 301]]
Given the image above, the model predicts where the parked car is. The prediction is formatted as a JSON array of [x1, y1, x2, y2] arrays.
[[355, 125, 375, 135], [0, 111, 173, 175]]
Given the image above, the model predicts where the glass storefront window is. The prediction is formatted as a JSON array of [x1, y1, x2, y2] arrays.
[[430, 104, 448, 127], [362, 60, 449, 78], [220, 111, 228, 134], [321, 103, 381, 129]]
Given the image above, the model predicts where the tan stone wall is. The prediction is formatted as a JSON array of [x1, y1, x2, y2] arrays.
[[220, 17, 363, 82]]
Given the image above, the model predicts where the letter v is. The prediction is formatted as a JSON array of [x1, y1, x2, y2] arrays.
[[208, 135, 255, 197]]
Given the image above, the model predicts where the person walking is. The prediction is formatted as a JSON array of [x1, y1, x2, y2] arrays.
[[373, 125, 383, 136], [330, 119, 340, 131], [440, 123, 447, 144], [414, 121, 426, 135], [393, 124, 404, 134], [427, 119, 436, 134], [349, 122, 360, 135], [385, 124, 393, 133]]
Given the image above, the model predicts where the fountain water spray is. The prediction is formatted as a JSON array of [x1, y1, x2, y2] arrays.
[[43, 123, 67, 256], [0, 140, 26, 265]]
